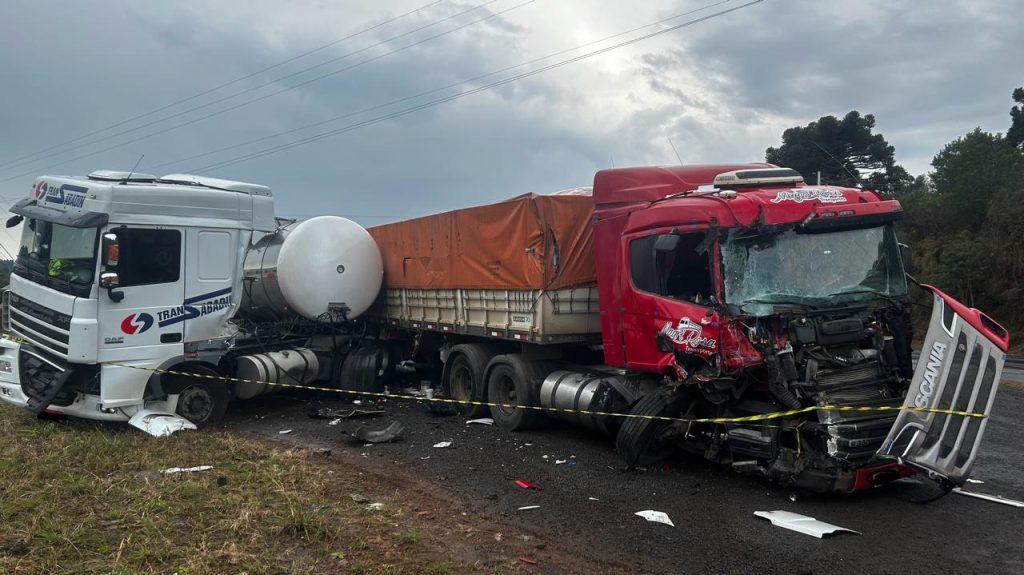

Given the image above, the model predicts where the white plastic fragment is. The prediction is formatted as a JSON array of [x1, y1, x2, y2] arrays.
[[162, 465, 213, 475], [965, 478, 985, 484], [366, 502, 384, 511], [635, 510, 674, 527], [754, 511, 860, 538], [128, 410, 197, 437], [518, 505, 541, 511], [279, 429, 293, 434], [433, 441, 453, 448], [952, 488, 1024, 508], [555, 459, 568, 465], [466, 418, 494, 425], [329, 419, 341, 426], [588, 497, 600, 501]]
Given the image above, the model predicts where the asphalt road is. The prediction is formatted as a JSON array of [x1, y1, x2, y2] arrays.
[[227, 379, 1024, 575]]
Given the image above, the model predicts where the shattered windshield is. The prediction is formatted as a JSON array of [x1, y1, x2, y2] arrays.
[[721, 224, 907, 315], [16, 218, 98, 295]]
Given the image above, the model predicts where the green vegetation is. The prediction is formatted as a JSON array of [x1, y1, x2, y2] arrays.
[[0, 404, 520, 575], [768, 86, 1024, 346]]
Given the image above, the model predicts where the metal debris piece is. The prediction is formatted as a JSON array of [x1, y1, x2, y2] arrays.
[[466, 418, 494, 425], [952, 488, 1024, 508], [128, 410, 197, 437], [352, 421, 406, 444], [162, 465, 214, 475], [635, 510, 674, 527], [311, 406, 385, 420], [754, 511, 859, 538], [433, 441, 453, 448]]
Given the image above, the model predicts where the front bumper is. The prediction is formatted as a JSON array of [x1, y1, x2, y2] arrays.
[[0, 337, 169, 422]]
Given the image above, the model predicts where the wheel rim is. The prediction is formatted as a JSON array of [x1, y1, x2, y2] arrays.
[[451, 363, 474, 402], [494, 373, 517, 416], [178, 386, 214, 422]]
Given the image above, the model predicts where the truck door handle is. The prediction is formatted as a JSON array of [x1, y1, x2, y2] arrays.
[[160, 333, 182, 343]]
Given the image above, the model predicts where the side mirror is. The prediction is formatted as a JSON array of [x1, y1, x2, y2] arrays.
[[5, 215, 23, 228], [100, 272, 124, 302], [102, 232, 120, 266], [898, 242, 914, 275], [654, 234, 680, 255]]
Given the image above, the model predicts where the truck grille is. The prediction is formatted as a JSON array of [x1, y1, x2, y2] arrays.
[[813, 361, 901, 462], [7, 293, 71, 360]]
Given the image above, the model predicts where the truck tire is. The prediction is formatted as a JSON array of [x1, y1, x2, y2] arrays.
[[485, 355, 554, 431], [444, 344, 498, 418], [616, 392, 684, 469], [170, 367, 230, 428], [338, 346, 386, 395]]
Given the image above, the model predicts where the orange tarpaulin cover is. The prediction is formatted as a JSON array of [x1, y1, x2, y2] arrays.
[[368, 192, 596, 290]]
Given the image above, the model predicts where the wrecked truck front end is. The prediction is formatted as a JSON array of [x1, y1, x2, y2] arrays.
[[713, 219, 1009, 493]]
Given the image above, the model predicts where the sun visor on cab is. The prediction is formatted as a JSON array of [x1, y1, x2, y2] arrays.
[[10, 198, 109, 228]]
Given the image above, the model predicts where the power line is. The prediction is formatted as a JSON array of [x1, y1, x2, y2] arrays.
[[0, 1, 445, 171], [195, 0, 764, 173], [151, 0, 736, 172], [0, 0, 533, 182]]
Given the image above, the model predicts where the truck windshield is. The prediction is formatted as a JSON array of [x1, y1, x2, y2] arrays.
[[15, 218, 98, 296], [721, 224, 907, 315]]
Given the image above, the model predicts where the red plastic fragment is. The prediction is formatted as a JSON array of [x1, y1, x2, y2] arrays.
[[514, 479, 542, 490]]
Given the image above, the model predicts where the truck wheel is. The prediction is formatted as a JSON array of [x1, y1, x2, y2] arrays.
[[444, 344, 496, 418], [175, 379, 230, 427], [616, 392, 683, 469], [486, 355, 551, 431]]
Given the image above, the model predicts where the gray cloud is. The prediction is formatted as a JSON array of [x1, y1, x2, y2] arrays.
[[0, 0, 1020, 254]]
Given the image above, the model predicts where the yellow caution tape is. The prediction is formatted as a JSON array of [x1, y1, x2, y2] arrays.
[[101, 361, 988, 425], [0, 331, 986, 424]]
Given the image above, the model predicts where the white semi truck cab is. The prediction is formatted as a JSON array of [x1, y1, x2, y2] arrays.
[[0, 170, 383, 427]]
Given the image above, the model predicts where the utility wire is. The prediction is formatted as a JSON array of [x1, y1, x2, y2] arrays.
[[195, 0, 763, 173], [152, 0, 736, 171], [0, 0, 522, 179], [0, 0, 444, 170]]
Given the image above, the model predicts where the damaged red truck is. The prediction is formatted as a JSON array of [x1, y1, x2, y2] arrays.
[[364, 164, 1010, 493]]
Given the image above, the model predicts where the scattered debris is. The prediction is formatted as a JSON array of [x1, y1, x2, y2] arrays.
[[352, 421, 406, 444], [162, 465, 214, 475], [279, 429, 292, 435], [635, 510, 674, 527], [466, 417, 494, 425], [754, 511, 860, 538], [328, 418, 342, 426], [588, 497, 600, 501], [518, 505, 541, 511], [433, 441, 453, 448], [350, 493, 368, 503], [128, 410, 197, 437], [555, 459, 568, 465], [216, 476, 229, 487], [517, 557, 538, 565], [965, 478, 985, 484], [310, 406, 385, 420], [952, 488, 1024, 508], [366, 502, 384, 512], [515, 479, 543, 491]]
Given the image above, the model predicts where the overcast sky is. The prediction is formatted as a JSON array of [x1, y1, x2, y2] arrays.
[[1, 0, 1021, 254]]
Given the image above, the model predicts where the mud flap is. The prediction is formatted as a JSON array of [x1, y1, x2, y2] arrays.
[[878, 287, 1009, 486]]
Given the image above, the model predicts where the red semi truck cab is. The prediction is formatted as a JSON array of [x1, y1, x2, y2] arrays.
[[368, 164, 1010, 493]]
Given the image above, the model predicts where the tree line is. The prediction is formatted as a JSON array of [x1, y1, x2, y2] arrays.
[[766, 87, 1024, 347]]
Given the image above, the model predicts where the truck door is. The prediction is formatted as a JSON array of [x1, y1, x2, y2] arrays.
[[97, 226, 186, 353], [622, 230, 720, 370]]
